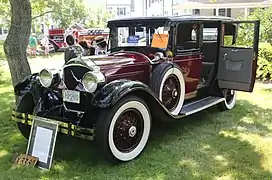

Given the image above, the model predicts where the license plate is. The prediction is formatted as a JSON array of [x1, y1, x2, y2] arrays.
[[62, 90, 80, 104]]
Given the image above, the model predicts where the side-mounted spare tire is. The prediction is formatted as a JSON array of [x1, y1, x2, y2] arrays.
[[149, 62, 185, 116]]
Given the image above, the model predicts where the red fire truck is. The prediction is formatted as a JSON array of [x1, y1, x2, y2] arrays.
[[48, 27, 110, 52], [48, 28, 67, 51]]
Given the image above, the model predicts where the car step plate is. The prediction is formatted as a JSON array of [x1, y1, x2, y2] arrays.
[[180, 96, 225, 116]]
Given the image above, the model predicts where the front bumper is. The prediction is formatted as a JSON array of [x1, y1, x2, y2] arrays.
[[11, 109, 95, 140]]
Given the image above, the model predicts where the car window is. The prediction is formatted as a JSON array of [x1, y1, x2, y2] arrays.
[[176, 23, 200, 51], [109, 25, 171, 49], [192, 28, 218, 41]]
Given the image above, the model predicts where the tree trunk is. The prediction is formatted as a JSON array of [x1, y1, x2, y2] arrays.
[[4, 0, 32, 87]]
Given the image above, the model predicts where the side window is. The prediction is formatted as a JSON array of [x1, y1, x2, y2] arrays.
[[193, 27, 218, 41], [176, 23, 200, 51], [222, 23, 254, 48]]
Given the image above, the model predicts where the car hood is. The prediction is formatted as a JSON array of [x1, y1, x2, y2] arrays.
[[80, 54, 135, 67]]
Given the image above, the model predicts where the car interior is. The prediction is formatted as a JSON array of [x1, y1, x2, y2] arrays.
[[175, 22, 237, 86]]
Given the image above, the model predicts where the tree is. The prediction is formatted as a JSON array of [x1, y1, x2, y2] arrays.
[[1, 0, 89, 29], [46, 0, 88, 28], [3, 0, 32, 87], [85, 7, 114, 28]]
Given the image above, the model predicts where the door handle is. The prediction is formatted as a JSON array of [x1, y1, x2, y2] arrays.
[[232, 49, 238, 52]]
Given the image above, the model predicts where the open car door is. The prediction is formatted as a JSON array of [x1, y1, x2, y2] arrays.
[[217, 20, 260, 92]]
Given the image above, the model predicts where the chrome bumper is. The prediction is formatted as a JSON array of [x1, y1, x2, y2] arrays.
[[11, 109, 95, 140]]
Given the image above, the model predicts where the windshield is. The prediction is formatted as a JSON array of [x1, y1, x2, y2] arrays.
[[108, 25, 171, 50]]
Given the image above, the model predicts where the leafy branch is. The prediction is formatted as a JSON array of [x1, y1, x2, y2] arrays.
[[32, 10, 54, 20]]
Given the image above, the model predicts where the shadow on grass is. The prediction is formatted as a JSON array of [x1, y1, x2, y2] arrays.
[[0, 75, 271, 179]]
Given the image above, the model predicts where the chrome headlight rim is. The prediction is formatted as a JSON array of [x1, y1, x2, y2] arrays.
[[82, 71, 105, 93], [38, 68, 53, 88]]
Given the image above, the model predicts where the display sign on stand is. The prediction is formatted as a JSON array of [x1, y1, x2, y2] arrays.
[[26, 117, 59, 170]]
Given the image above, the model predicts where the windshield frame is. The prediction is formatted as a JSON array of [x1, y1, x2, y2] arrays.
[[107, 21, 173, 51]]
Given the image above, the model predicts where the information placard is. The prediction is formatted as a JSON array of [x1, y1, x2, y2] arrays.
[[26, 117, 59, 170], [151, 34, 169, 49]]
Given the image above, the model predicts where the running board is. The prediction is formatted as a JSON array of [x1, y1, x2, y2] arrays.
[[180, 96, 225, 116]]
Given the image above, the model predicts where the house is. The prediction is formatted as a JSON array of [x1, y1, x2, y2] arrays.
[[106, 0, 134, 18], [145, 0, 272, 18], [172, 0, 272, 18], [0, 19, 8, 41]]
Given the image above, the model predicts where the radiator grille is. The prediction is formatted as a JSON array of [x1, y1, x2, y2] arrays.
[[63, 65, 91, 90], [63, 64, 92, 112]]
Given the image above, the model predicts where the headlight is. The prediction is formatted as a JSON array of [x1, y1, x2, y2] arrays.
[[39, 69, 53, 88], [82, 71, 105, 93]]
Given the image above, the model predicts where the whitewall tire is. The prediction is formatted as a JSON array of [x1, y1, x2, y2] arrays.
[[96, 96, 151, 163], [218, 89, 237, 110], [150, 63, 185, 115]]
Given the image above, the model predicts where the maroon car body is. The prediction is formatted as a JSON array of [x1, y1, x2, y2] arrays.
[[12, 15, 260, 164]]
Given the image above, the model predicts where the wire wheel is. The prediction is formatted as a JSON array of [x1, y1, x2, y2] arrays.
[[162, 74, 181, 111]]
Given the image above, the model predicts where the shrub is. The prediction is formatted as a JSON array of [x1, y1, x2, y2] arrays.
[[257, 43, 272, 80]]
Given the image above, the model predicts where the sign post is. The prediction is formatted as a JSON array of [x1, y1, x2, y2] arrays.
[[26, 117, 59, 170]]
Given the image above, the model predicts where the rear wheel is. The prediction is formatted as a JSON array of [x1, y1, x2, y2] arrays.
[[95, 96, 151, 163], [217, 89, 237, 110]]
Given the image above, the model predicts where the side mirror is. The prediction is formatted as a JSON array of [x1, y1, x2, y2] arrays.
[[66, 35, 75, 46]]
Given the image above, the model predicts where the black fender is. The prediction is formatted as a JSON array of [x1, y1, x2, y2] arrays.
[[13, 73, 62, 115], [14, 73, 42, 106], [92, 79, 186, 122]]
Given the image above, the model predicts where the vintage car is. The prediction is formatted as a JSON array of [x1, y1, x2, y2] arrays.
[[12, 15, 260, 163]]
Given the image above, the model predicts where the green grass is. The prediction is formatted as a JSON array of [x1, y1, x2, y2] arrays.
[[0, 68, 272, 180]]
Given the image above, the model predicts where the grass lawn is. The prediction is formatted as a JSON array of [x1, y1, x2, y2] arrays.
[[0, 61, 272, 179]]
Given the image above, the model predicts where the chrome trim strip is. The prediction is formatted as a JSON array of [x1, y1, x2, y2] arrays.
[[108, 70, 145, 79], [110, 50, 156, 64], [63, 101, 85, 114]]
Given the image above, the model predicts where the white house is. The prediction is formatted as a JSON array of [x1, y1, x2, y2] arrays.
[[172, 0, 272, 19], [145, 0, 173, 16], [0, 19, 8, 41]]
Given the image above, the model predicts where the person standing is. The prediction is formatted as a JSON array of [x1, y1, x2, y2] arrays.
[[29, 33, 38, 58], [94, 36, 108, 55], [41, 35, 50, 58]]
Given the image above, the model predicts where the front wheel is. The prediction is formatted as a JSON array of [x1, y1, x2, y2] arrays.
[[217, 89, 237, 111], [95, 96, 152, 163]]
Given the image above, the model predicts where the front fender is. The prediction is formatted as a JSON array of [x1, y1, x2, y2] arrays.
[[92, 79, 186, 121], [14, 73, 44, 108], [92, 80, 153, 108], [14, 73, 39, 96]]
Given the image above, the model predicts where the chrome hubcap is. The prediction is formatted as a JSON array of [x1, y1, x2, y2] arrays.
[[129, 126, 137, 137]]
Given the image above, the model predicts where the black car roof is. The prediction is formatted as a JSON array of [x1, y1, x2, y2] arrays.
[[107, 15, 236, 27]]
